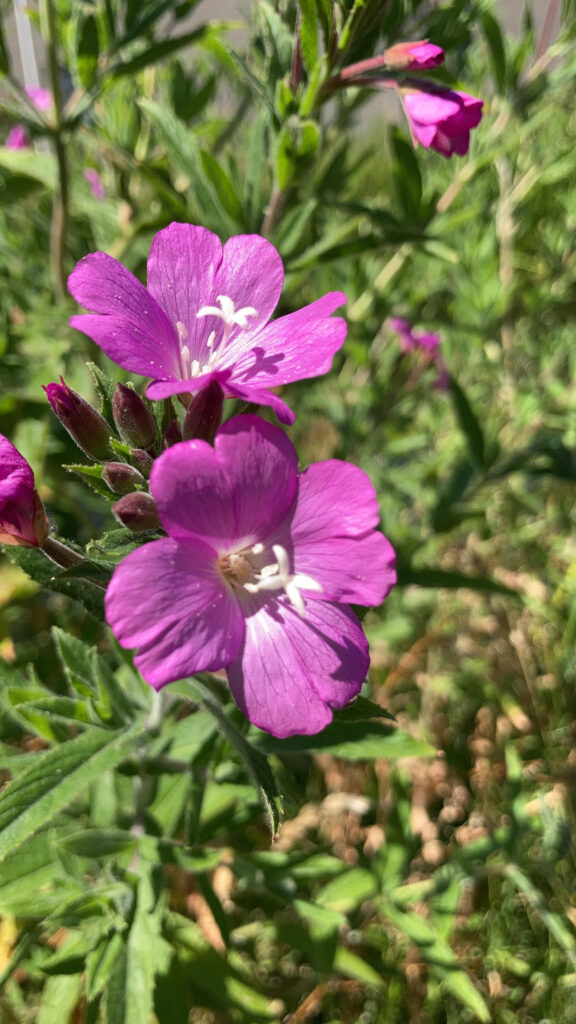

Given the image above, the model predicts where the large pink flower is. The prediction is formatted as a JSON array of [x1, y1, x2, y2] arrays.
[[68, 223, 348, 425], [402, 87, 483, 157], [0, 435, 48, 548], [105, 416, 396, 737]]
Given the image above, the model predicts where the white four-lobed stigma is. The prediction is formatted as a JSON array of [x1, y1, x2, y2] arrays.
[[245, 543, 323, 618]]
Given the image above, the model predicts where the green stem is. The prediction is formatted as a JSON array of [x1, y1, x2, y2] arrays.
[[41, 535, 86, 570], [42, 0, 69, 299]]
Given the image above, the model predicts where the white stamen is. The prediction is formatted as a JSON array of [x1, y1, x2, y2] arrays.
[[244, 543, 322, 618], [176, 295, 259, 381], [251, 542, 264, 555]]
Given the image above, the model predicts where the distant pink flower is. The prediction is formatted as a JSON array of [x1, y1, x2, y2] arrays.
[[105, 415, 396, 737], [5, 125, 29, 150], [389, 318, 449, 390], [68, 223, 348, 424], [402, 87, 483, 157], [0, 435, 48, 548], [384, 40, 444, 70], [25, 86, 52, 112], [83, 168, 105, 200], [4, 85, 52, 150], [389, 317, 441, 355]]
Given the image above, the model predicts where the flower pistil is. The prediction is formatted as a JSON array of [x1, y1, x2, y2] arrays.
[[220, 541, 322, 617]]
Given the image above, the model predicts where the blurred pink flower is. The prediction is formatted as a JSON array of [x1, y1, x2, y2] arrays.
[[402, 87, 483, 157], [389, 317, 441, 355], [389, 317, 449, 390], [384, 40, 444, 70], [83, 168, 105, 200], [4, 85, 52, 150]]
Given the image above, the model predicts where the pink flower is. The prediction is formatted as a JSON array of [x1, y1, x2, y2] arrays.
[[384, 40, 444, 70], [389, 317, 441, 355], [83, 168, 105, 200], [5, 125, 29, 150], [4, 86, 52, 150], [0, 435, 49, 548], [67, 223, 347, 424], [105, 415, 396, 737], [402, 87, 483, 157]]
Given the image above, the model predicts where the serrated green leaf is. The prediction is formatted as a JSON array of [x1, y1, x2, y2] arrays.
[[0, 723, 144, 860], [7, 545, 106, 620], [87, 361, 117, 424], [87, 930, 126, 1002]]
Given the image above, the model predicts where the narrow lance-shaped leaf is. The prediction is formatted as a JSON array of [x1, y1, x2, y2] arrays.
[[0, 723, 144, 860]]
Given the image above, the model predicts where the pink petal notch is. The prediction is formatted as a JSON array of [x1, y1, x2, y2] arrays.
[[105, 415, 396, 737], [68, 222, 348, 421]]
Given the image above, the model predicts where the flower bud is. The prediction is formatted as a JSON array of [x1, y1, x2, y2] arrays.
[[112, 492, 160, 532], [383, 40, 444, 70], [102, 462, 145, 495], [129, 449, 154, 478], [182, 381, 224, 443], [0, 435, 49, 547], [112, 384, 157, 449], [44, 378, 112, 461], [163, 419, 182, 448]]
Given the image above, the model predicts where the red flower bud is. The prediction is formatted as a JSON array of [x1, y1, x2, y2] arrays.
[[44, 378, 112, 461], [112, 384, 157, 449], [112, 492, 160, 532], [102, 462, 146, 495], [182, 381, 224, 443]]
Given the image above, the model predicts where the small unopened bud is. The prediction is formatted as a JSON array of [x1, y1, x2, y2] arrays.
[[112, 384, 157, 449], [112, 492, 160, 532], [182, 381, 224, 443], [163, 419, 182, 448], [129, 449, 154, 478], [102, 462, 145, 495], [44, 378, 112, 461], [383, 40, 444, 70]]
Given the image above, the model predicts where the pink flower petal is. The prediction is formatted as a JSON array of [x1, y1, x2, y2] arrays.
[[105, 536, 244, 687], [228, 292, 347, 387], [68, 252, 180, 378], [150, 415, 298, 551], [227, 599, 369, 737]]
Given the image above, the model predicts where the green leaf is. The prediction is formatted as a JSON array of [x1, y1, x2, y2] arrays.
[[74, 12, 100, 89], [87, 930, 126, 1002], [183, 678, 282, 837], [449, 376, 486, 469], [0, 149, 57, 189], [254, 720, 434, 760], [111, 23, 241, 79], [298, 0, 318, 70], [65, 462, 114, 499], [0, 723, 144, 860], [333, 946, 385, 988], [482, 11, 507, 93], [87, 361, 117, 424], [6, 545, 106, 620], [104, 866, 169, 1024], [396, 566, 520, 597], [0, 832, 64, 915], [38, 973, 84, 1024], [199, 150, 245, 227], [317, 868, 377, 913]]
